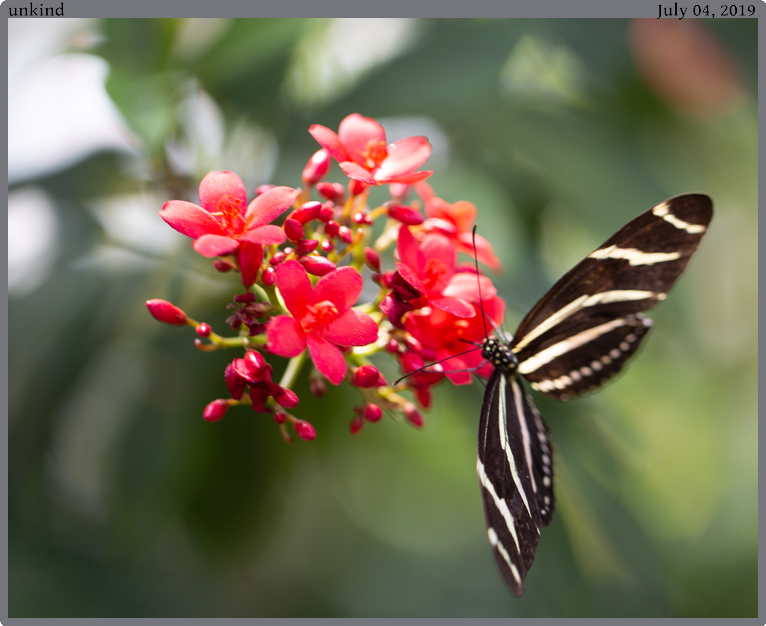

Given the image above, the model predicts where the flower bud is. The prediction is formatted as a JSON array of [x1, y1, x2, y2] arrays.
[[350, 415, 365, 435], [376, 373, 388, 387], [317, 182, 345, 203], [294, 420, 316, 441], [387, 204, 424, 225], [274, 410, 287, 424], [255, 184, 275, 196], [352, 365, 380, 388], [338, 226, 353, 244], [293, 201, 322, 224], [213, 259, 236, 273], [318, 201, 335, 221], [364, 247, 381, 272], [234, 292, 257, 303], [363, 403, 383, 422], [203, 399, 229, 422], [296, 238, 319, 256], [275, 388, 300, 409], [244, 350, 267, 375], [310, 370, 327, 397], [302, 149, 331, 185], [386, 339, 400, 354], [284, 218, 304, 243], [238, 241, 263, 288], [325, 220, 340, 238], [196, 323, 212, 338], [353, 211, 372, 225], [261, 266, 276, 286], [381, 271, 395, 289], [270, 251, 287, 266], [389, 182, 409, 202], [349, 178, 367, 197], [321, 239, 334, 253], [403, 402, 424, 428], [302, 255, 336, 276], [146, 299, 187, 326]]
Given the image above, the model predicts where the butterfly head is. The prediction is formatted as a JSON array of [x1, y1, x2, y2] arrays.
[[482, 337, 518, 374]]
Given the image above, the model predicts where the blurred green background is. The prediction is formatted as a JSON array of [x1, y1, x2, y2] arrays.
[[8, 18, 757, 617]]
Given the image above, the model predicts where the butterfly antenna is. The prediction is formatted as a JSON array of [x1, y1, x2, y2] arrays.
[[393, 346, 482, 386], [473, 224, 490, 340]]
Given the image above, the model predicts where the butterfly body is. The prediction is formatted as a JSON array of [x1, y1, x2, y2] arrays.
[[476, 193, 713, 596]]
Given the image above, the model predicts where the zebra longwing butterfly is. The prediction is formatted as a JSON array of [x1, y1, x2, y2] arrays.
[[475, 193, 712, 596]]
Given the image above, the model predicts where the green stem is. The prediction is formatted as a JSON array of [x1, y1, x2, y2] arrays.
[[279, 350, 306, 390]]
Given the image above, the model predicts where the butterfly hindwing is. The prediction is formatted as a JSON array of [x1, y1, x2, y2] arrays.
[[477, 370, 553, 595]]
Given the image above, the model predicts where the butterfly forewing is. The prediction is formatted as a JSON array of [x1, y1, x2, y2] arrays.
[[510, 194, 712, 399]]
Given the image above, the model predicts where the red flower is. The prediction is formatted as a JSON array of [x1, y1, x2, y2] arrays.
[[160, 170, 300, 258], [309, 113, 433, 187], [266, 261, 379, 385], [393, 225, 496, 319], [405, 294, 505, 385], [415, 181, 502, 273]]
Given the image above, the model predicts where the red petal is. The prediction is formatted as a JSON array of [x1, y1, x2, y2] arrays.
[[238, 241, 263, 287], [448, 201, 477, 234], [415, 180, 435, 204], [266, 316, 306, 357], [307, 333, 347, 385], [376, 170, 433, 185], [308, 124, 350, 163], [338, 113, 386, 166], [275, 260, 314, 319], [340, 161, 377, 185], [192, 234, 240, 257], [396, 225, 424, 273], [443, 272, 497, 302], [240, 225, 287, 245], [425, 196, 453, 222], [323, 309, 379, 347], [395, 263, 426, 296], [376, 136, 431, 179], [245, 186, 300, 229], [421, 233, 455, 277], [314, 266, 363, 312], [431, 297, 476, 318], [199, 171, 247, 212], [160, 200, 227, 239]]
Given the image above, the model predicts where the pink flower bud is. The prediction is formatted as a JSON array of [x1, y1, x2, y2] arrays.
[[318, 202, 335, 221], [349, 179, 367, 197], [302, 255, 336, 276], [386, 339, 400, 354], [224, 363, 246, 400], [364, 247, 381, 271], [296, 238, 319, 256], [244, 350, 266, 375], [325, 220, 340, 238], [321, 239, 334, 253], [270, 251, 287, 266], [387, 204, 424, 225], [338, 226, 353, 244], [274, 410, 287, 424], [350, 414, 365, 435], [353, 211, 372, 225], [317, 182, 345, 202], [403, 402, 424, 428], [310, 371, 327, 397], [284, 218, 304, 243], [255, 184, 275, 196], [196, 323, 212, 338], [363, 403, 383, 422], [293, 201, 322, 224], [352, 365, 380, 388], [238, 241, 263, 288], [146, 299, 187, 326], [294, 420, 316, 441], [302, 149, 331, 185], [213, 259, 236, 273], [203, 399, 229, 422], [381, 271, 394, 289], [275, 388, 299, 408], [261, 266, 276, 286], [376, 373, 388, 387]]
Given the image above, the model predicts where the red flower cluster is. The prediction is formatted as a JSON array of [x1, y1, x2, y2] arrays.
[[147, 112, 505, 442]]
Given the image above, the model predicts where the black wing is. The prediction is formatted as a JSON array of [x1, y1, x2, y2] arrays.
[[510, 194, 713, 400], [477, 370, 554, 596]]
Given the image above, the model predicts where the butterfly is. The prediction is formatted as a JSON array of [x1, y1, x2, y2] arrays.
[[473, 194, 713, 596]]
